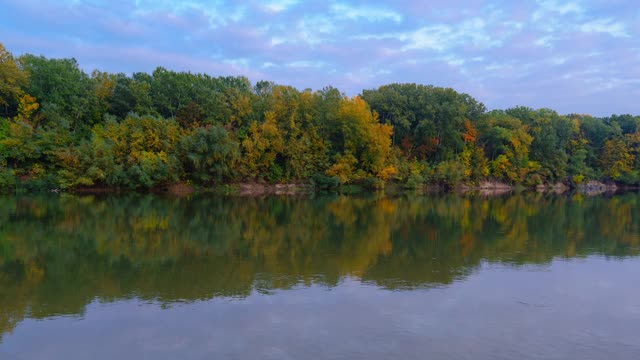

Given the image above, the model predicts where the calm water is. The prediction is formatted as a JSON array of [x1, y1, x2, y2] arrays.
[[1, 193, 640, 359]]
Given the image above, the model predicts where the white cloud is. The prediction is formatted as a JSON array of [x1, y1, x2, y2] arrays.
[[397, 18, 501, 52], [261, 62, 277, 68], [261, 0, 298, 13], [293, 15, 337, 45], [331, 3, 402, 23], [533, 0, 583, 21], [270, 37, 285, 46], [399, 25, 451, 51], [224, 57, 250, 67], [132, 0, 246, 28], [579, 18, 629, 37], [535, 35, 554, 47], [286, 60, 326, 68], [550, 56, 568, 65]]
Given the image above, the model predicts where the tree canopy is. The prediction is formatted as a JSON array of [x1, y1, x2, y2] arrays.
[[1, 43, 639, 191]]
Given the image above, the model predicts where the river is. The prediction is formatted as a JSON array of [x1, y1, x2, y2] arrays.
[[1, 193, 639, 359]]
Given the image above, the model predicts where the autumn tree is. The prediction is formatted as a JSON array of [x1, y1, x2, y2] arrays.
[[600, 137, 634, 181], [241, 111, 285, 181], [326, 96, 395, 183], [88, 114, 182, 188], [460, 120, 489, 183], [0, 43, 28, 117], [1, 43, 640, 191], [478, 111, 533, 183]]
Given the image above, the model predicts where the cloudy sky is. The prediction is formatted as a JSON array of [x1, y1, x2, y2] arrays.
[[1, 0, 638, 115]]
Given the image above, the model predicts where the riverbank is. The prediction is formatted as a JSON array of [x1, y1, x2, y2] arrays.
[[138, 180, 635, 196], [2, 179, 636, 197]]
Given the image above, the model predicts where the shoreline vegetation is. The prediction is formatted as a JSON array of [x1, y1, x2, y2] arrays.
[[1, 43, 640, 195], [133, 180, 625, 197]]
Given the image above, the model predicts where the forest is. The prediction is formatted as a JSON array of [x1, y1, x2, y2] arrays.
[[1, 43, 640, 191]]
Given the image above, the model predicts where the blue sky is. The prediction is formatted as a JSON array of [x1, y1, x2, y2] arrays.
[[1, 0, 638, 115]]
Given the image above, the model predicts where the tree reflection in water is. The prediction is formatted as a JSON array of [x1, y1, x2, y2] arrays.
[[1, 192, 639, 339]]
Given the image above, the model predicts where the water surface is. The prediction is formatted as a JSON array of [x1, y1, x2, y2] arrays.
[[1, 193, 639, 359]]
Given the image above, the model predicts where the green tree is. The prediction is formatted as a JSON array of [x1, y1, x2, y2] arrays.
[[362, 83, 485, 161], [478, 111, 533, 183], [19, 54, 91, 133], [88, 115, 182, 188], [180, 125, 240, 183]]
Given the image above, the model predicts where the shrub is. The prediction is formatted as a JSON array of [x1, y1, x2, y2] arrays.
[[0, 168, 16, 191], [403, 173, 424, 189], [310, 173, 340, 190], [361, 176, 385, 190]]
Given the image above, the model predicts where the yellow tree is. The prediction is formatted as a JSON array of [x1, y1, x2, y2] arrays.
[[600, 137, 634, 180], [241, 111, 285, 180], [0, 43, 28, 117], [460, 120, 489, 183], [16, 94, 39, 120], [327, 96, 395, 183]]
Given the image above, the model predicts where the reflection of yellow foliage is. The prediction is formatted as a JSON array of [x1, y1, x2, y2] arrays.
[[328, 196, 358, 225], [460, 232, 474, 257], [376, 198, 396, 215], [1, 192, 640, 330], [566, 241, 576, 257], [26, 262, 44, 283], [492, 203, 508, 223], [138, 214, 169, 231]]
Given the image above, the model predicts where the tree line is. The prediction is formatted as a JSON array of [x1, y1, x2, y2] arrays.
[[1, 43, 639, 191]]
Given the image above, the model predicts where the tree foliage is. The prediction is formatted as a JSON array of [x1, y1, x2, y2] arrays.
[[0, 42, 639, 191], [0, 44, 28, 117]]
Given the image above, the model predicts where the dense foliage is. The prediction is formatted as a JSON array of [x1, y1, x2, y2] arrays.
[[1, 43, 639, 191]]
